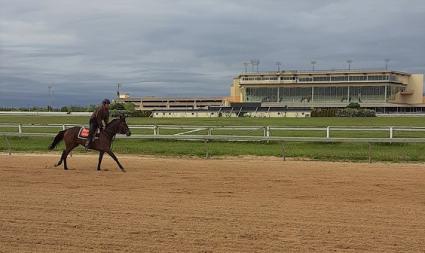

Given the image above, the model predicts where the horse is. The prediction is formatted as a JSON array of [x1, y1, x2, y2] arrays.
[[48, 115, 131, 172]]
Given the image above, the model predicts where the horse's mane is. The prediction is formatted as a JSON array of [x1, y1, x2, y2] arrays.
[[106, 118, 120, 127], [103, 118, 123, 137]]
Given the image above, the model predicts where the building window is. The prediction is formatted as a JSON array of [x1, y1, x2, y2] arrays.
[[331, 76, 349, 81], [280, 76, 296, 81], [314, 87, 348, 102], [298, 77, 313, 82], [349, 86, 386, 102], [349, 75, 368, 81], [245, 87, 278, 102], [386, 85, 404, 101], [313, 76, 330, 82], [279, 87, 312, 103]]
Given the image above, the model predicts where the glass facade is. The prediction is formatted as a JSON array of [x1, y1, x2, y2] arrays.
[[279, 87, 312, 102], [244, 84, 405, 104], [241, 74, 398, 83], [245, 87, 278, 102], [314, 87, 348, 102], [386, 85, 404, 101]]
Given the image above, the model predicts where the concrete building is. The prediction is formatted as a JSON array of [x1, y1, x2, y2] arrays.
[[151, 107, 311, 118], [117, 68, 425, 116], [230, 69, 425, 113], [117, 96, 226, 110]]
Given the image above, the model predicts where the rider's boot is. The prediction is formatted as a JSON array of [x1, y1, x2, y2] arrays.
[[85, 136, 92, 150]]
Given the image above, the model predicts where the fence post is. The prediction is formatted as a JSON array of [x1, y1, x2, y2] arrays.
[[62, 124, 66, 131], [266, 126, 270, 138], [281, 142, 286, 161], [368, 143, 372, 163], [208, 128, 212, 136], [389, 127, 393, 139], [153, 125, 158, 135], [204, 139, 209, 159], [18, 124, 22, 135], [326, 126, 330, 138], [4, 135, 11, 155]]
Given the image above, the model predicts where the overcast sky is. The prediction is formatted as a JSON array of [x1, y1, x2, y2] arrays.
[[1, 0, 424, 107]]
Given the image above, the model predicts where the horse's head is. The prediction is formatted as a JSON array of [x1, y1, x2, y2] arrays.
[[117, 115, 131, 136]]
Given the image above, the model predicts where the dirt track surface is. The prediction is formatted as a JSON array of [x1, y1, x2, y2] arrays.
[[0, 154, 424, 252]]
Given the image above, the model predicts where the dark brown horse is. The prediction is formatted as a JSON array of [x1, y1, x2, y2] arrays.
[[48, 115, 131, 171]]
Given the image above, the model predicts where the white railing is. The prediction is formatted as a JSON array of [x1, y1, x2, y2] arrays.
[[1, 123, 425, 142], [3, 123, 425, 161]]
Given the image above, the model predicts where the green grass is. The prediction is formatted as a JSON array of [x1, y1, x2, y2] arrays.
[[1, 136, 425, 162], [1, 115, 425, 162], [2, 115, 425, 127]]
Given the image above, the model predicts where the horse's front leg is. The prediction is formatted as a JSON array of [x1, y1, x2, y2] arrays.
[[97, 151, 105, 171], [107, 150, 125, 172]]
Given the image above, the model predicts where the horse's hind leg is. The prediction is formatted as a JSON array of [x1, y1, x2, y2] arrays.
[[54, 150, 67, 167], [62, 144, 78, 170], [97, 151, 104, 171]]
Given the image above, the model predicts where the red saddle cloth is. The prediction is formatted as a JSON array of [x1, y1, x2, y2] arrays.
[[78, 128, 90, 139]]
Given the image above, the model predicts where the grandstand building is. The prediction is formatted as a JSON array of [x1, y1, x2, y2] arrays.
[[230, 69, 425, 112], [117, 95, 226, 110]]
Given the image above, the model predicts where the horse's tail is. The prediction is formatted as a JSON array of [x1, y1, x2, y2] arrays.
[[48, 130, 65, 150]]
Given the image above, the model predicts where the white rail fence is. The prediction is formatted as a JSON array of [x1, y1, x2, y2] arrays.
[[1, 123, 425, 142], [2, 123, 425, 161]]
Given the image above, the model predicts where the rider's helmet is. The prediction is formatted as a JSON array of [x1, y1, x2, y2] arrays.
[[102, 98, 111, 105]]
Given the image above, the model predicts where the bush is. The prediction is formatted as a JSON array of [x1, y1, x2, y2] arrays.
[[311, 108, 337, 117], [124, 102, 136, 113], [312, 107, 376, 117], [110, 103, 125, 111], [346, 102, 361, 109], [336, 108, 376, 117], [129, 110, 152, 117], [335, 108, 357, 117]]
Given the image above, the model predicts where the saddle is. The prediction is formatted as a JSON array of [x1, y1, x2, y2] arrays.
[[78, 127, 100, 140]]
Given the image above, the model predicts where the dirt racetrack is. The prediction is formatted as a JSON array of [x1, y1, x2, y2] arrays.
[[0, 153, 424, 252]]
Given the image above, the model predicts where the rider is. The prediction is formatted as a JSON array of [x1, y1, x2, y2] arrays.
[[86, 98, 110, 148]]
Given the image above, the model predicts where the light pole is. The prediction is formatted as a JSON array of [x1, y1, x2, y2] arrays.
[[243, 62, 249, 73], [346, 59, 352, 71], [48, 85, 53, 111], [117, 83, 122, 97], [250, 59, 260, 72], [385, 59, 390, 70], [276, 61, 281, 72], [311, 60, 317, 71], [250, 59, 255, 72]]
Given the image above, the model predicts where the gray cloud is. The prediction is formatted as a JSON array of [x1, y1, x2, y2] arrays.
[[1, 0, 425, 106]]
